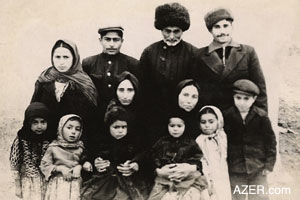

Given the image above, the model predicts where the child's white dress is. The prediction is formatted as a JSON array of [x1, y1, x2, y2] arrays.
[[196, 106, 232, 200]]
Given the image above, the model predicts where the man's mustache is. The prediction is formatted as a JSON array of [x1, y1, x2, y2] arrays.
[[217, 33, 229, 37]]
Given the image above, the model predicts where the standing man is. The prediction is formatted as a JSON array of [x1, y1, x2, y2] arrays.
[[192, 8, 268, 112], [82, 26, 139, 118], [139, 2, 197, 144]]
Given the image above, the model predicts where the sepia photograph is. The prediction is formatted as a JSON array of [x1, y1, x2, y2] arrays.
[[0, 0, 299, 199]]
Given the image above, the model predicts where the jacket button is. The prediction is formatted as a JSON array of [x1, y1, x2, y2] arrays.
[[163, 46, 167, 50], [108, 61, 112, 64], [107, 72, 111, 76], [108, 84, 112, 88]]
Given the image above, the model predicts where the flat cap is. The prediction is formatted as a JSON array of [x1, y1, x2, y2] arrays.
[[204, 8, 234, 30], [233, 79, 260, 96], [98, 26, 124, 35]]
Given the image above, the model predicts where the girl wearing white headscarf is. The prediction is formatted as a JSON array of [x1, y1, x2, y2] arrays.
[[40, 114, 86, 200], [196, 106, 231, 200]]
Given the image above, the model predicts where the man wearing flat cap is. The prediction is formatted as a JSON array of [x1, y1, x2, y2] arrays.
[[191, 8, 268, 112], [139, 2, 197, 145], [82, 26, 139, 121]]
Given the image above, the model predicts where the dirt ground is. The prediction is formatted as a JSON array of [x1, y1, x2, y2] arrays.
[[1, 53, 300, 200]]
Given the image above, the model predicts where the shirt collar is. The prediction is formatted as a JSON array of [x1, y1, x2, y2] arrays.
[[208, 40, 240, 53]]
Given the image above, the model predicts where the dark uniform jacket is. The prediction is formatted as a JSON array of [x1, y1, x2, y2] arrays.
[[82, 53, 138, 103], [223, 105, 277, 174], [192, 41, 268, 112]]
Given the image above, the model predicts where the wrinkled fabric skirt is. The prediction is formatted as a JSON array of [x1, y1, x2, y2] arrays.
[[44, 176, 81, 200], [21, 176, 46, 200]]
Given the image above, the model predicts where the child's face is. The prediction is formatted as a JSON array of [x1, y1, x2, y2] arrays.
[[110, 120, 127, 139], [168, 117, 185, 138], [116, 79, 135, 106], [62, 119, 82, 143], [233, 93, 257, 113], [200, 113, 218, 135], [178, 85, 199, 112], [31, 118, 48, 135]]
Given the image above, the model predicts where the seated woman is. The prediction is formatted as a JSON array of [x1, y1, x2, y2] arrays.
[[31, 39, 98, 143], [81, 105, 149, 200]]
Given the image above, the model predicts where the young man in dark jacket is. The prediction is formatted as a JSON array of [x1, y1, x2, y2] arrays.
[[223, 79, 276, 200], [192, 8, 268, 112], [82, 26, 139, 124]]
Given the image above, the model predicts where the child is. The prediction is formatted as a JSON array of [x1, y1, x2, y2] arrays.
[[223, 79, 277, 200], [148, 110, 208, 200], [196, 105, 231, 200], [40, 114, 86, 200], [9, 102, 52, 200], [81, 105, 148, 200]]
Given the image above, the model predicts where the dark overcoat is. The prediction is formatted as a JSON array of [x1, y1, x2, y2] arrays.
[[139, 40, 197, 145], [192, 43, 268, 112]]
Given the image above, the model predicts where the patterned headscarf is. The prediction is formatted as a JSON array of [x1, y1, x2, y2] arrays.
[[38, 39, 98, 106]]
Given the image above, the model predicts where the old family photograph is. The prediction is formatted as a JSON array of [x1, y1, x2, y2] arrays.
[[1, 0, 300, 200]]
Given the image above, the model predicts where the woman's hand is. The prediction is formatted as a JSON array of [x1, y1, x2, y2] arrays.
[[83, 161, 93, 172], [117, 160, 139, 176], [168, 163, 197, 182], [72, 165, 82, 178], [56, 165, 72, 181], [94, 157, 110, 172]]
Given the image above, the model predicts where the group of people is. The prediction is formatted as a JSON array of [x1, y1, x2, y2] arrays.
[[9, 3, 277, 200]]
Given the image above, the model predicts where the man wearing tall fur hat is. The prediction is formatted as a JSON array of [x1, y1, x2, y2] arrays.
[[139, 2, 198, 146], [191, 8, 268, 112]]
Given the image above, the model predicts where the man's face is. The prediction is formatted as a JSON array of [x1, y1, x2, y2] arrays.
[[210, 19, 233, 45], [100, 32, 123, 55], [161, 26, 183, 46]]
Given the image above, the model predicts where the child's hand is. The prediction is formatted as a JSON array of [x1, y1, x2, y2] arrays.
[[56, 165, 72, 181], [94, 157, 110, 172], [14, 179, 22, 198], [117, 160, 139, 176], [72, 165, 82, 178], [83, 161, 93, 172], [262, 169, 271, 176]]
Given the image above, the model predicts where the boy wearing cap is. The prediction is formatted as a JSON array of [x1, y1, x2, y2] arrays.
[[192, 8, 268, 113], [82, 26, 139, 122], [223, 79, 276, 200], [139, 2, 197, 145]]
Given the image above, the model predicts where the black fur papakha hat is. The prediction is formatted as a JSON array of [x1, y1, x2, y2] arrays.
[[155, 2, 190, 31]]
